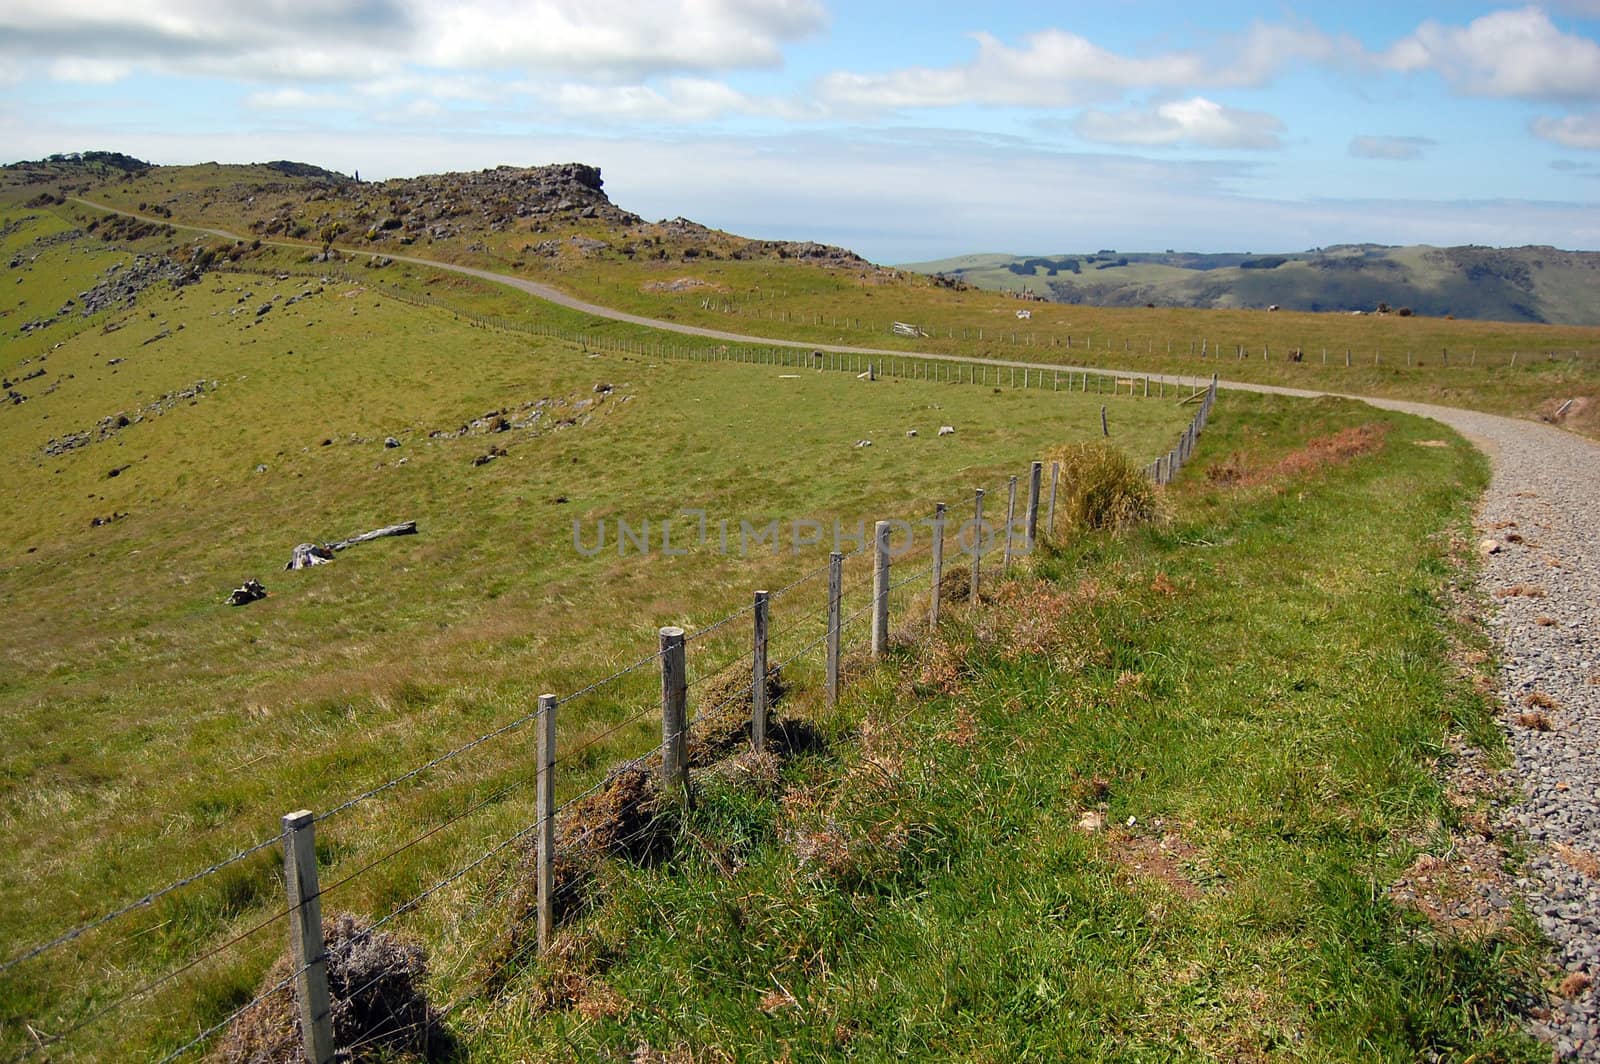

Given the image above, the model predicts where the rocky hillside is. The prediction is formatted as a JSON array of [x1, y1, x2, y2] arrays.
[[3, 153, 872, 271]]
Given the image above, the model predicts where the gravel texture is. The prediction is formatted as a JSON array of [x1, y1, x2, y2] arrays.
[[1370, 399, 1600, 1059]]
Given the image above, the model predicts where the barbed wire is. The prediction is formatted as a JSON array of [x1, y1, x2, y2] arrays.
[[316, 775, 530, 908], [316, 644, 664, 827], [152, 966, 300, 1064], [0, 832, 281, 977], [686, 643, 756, 694], [11, 903, 293, 1062], [550, 701, 661, 772], [681, 598, 757, 644]]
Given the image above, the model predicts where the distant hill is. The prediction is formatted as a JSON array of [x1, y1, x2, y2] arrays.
[[900, 244, 1600, 326]]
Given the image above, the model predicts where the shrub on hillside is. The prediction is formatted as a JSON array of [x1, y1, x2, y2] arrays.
[[1042, 441, 1162, 537]]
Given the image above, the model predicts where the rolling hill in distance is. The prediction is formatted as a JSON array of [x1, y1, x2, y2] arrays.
[[900, 244, 1600, 326]]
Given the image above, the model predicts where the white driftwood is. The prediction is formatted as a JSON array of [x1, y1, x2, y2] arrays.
[[285, 521, 417, 570]]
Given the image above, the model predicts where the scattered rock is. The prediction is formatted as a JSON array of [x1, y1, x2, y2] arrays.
[[384, 436, 401, 448], [938, 425, 956, 437], [224, 579, 267, 606]]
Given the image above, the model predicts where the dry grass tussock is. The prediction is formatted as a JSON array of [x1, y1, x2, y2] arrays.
[[1207, 423, 1389, 487], [1041, 441, 1163, 535], [215, 913, 448, 1063], [903, 577, 1112, 699]]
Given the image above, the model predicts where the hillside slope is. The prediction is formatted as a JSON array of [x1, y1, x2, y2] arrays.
[[902, 244, 1600, 326]]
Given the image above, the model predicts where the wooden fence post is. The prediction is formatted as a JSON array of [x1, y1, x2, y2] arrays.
[[751, 591, 769, 752], [1026, 462, 1042, 550], [1003, 476, 1018, 575], [970, 489, 984, 604], [659, 627, 688, 807], [536, 693, 556, 954], [871, 521, 890, 658], [1047, 462, 1059, 536], [282, 811, 335, 1064], [1101, 406, 1109, 437], [929, 503, 946, 628], [826, 552, 842, 707]]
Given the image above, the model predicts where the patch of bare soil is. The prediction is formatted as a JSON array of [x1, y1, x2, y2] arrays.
[[1109, 829, 1204, 901], [1539, 395, 1598, 440], [1206, 423, 1390, 487]]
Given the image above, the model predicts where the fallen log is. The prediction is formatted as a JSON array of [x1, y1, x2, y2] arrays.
[[329, 521, 417, 552], [285, 521, 417, 570]]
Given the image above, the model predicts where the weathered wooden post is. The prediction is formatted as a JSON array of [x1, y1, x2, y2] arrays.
[[826, 552, 842, 706], [1101, 406, 1108, 437], [929, 503, 946, 628], [1003, 476, 1018, 575], [282, 811, 335, 1064], [970, 489, 984, 604], [1025, 462, 1042, 550], [659, 627, 688, 807], [536, 693, 557, 954], [871, 521, 891, 658], [1046, 462, 1059, 538], [751, 591, 769, 752]]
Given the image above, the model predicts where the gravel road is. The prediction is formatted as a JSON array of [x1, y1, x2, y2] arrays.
[[1368, 400, 1600, 1059]]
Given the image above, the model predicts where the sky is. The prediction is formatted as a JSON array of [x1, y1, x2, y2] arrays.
[[3, 1, 1600, 262]]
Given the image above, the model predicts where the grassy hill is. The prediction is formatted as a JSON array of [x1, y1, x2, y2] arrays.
[[903, 244, 1600, 326]]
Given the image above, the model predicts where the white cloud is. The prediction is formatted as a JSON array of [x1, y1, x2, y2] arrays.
[[535, 77, 817, 123], [817, 21, 1353, 113], [1348, 135, 1437, 160], [48, 57, 133, 83], [1383, 7, 1600, 100], [419, 0, 827, 77], [244, 87, 349, 111], [0, 0, 826, 84], [1532, 111, 1600, 147], [1073, 97, 1284, 150]]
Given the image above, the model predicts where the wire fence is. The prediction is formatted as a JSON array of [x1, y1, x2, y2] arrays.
[[207, 263, 1208, 398], [0, 371, 1217, 1063]]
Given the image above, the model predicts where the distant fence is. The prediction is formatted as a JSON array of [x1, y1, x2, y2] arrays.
[[209, 263, 1208, 401], [0, 278, 1220, 1064], [1146, 376, 1217, 486], [687, 289, 1600, 370]]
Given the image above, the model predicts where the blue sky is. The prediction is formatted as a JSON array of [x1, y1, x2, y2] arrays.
[[3, 1, 1600, 261]]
